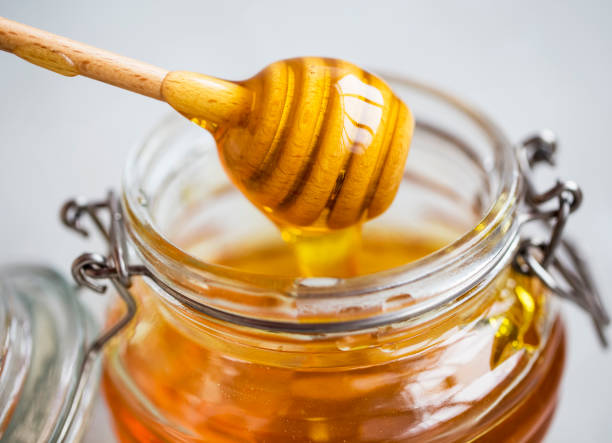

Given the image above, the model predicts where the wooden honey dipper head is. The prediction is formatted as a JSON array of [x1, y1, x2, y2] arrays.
[[0, 19, 414, 230], [163, 57, 415, 230]]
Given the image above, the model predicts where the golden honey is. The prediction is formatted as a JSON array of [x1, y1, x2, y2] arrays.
[[166, 57, 418, 282], [102, 230, 565, 442], [167, 57, 414, 231]]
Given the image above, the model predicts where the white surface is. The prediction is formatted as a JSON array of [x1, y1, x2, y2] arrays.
[[1, 1, 611, 442]]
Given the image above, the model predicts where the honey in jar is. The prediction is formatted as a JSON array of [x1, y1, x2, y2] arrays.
[[97, 76, 569, 442], [103, 233, 563, 442]]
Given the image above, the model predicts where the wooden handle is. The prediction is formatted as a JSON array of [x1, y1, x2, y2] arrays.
[[0, 16, 167, 99]]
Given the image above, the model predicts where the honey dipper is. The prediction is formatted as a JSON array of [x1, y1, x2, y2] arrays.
[[0, 17, 414, 230]]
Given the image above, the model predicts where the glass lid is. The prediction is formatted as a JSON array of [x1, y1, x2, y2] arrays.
[[0, 265, 100, 443]]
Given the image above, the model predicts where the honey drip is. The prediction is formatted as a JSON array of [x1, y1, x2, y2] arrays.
[[14, 44, 79, 76], [280, 225, 362, 277], [165, 58, 415, 276]]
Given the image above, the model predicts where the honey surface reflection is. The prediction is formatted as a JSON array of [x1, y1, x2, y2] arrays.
[[102, 231, 565, 443]]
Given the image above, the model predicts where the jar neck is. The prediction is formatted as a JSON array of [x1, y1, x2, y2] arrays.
[[138, 264, 522, 369], [123, 178, 521, 337]]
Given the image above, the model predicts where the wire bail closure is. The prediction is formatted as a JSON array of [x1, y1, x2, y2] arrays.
[[54, 191, 140, 442], [513, 131, 609, 346]]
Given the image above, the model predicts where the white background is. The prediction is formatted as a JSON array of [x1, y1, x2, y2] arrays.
[[1, 1, 611, 441]]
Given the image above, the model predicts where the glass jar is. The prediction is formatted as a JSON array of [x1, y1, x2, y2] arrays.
[[64, 77, 607, 442], [0, 266, 100, 442]]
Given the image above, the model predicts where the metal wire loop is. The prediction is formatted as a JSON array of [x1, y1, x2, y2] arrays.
[[515, 239, 609, 347], [516, 131, 608, 346], [57, 191, 142, 442], [71, 252, 109, 293], [61, 196, 111, 242], [522, 129, 557, 167]]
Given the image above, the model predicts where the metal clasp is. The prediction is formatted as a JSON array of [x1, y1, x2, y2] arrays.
[[56, 191, 141, 442], [514, 130, 609, 346]]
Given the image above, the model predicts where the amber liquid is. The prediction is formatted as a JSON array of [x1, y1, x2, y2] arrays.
[[103, 231, 565, 443]]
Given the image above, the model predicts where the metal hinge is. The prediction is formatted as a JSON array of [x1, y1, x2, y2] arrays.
[[513, 130, 609, 346]]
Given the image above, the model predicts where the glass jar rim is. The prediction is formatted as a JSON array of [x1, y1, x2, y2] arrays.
[[122, 76, 521, 330]]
